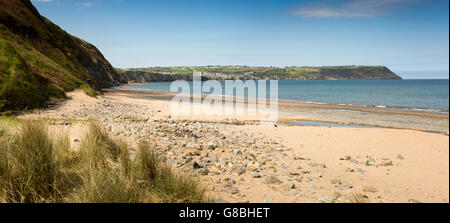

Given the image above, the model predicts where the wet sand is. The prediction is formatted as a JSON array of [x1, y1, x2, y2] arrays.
[[106, 87, 449, 134]]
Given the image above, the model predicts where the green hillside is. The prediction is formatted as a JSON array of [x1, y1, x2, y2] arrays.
[[0, 0, 123, 112], [123, 65, 402, 81]]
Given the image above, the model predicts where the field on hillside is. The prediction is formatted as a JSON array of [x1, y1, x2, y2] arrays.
[[126, 65, 401, 80]]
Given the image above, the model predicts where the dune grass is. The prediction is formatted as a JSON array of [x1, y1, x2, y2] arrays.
[[349, 193, 369, 203], [0, 120, 207, 203]]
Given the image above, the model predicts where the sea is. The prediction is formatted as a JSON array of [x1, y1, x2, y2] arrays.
[[122, 79, 449, 113]]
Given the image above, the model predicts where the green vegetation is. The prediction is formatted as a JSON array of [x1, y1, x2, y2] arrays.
[[0, 0, 121, 112], [122, 65, 401, 81], [0, 120, 207, 203]]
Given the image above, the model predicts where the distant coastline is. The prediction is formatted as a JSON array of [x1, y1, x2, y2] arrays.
[[116, 65, 402, 82]]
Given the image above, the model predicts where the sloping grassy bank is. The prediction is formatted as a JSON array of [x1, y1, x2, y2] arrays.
[[1, 0, 122, 113]]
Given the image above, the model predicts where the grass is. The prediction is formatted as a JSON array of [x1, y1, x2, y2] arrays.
[[0, 120, 207, 203], [1, 0, 123, 113], [349, 193, 369, 203]]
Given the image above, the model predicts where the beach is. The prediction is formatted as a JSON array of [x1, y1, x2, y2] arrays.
[[19, 88, 449, 203]]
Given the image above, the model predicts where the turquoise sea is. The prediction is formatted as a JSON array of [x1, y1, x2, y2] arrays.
[[122, 79, 449, 113]]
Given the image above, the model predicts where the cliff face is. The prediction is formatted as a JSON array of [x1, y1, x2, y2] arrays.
[[0, 0, 124, 111], [313, 66, 402, 80], [117, 70, 208, 82]]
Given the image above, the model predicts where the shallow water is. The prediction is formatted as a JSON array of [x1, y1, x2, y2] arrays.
[[288, 120, 378, 128]]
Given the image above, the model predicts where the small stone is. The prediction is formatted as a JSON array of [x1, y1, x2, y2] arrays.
[[345, 167, 355, 172], [206, 142, 216, 150], [193, 161, 203, 169], [381, 160, 393, 166], [288, 167, 301, 176], [193, 150, 202, 156], [72, 138, 80, 142], [318, 195, 334, 203], [349, 159, 359, 164], [186, 143, 196, 150], [230, 188, 239, 194], [246, 165, 257, 172], [330, 179, 342, 185], [341, 181, 353, 189], [309, 162, 326, 168], [260, 178, 268, 184], [266, 175, 282, 184], [363, 186, 378, 193], [408, 198, 422, 203], [340, 155, 352, 161], [396, 154, 405, 160], [252, 173, 262, 178]]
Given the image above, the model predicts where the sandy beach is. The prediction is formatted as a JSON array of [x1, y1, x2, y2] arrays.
[[19, 88, 449, 203]]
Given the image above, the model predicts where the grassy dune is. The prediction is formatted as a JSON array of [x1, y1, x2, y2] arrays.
[[0, 120, 207, 203]]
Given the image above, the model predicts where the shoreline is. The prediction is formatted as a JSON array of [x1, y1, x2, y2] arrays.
[[106, 87, 449, 134], [112, 86, 449, 119], [119, 80, 449, 115]]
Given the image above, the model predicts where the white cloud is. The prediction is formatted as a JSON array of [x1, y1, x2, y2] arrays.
[[291, 0, 421, 18]]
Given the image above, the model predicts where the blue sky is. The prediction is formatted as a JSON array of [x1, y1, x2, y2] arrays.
[[31, 0, 449, 79]]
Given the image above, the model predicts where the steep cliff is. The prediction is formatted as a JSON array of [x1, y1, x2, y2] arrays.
[[0, 0, 124, 111], [116, 70, 209, 83]]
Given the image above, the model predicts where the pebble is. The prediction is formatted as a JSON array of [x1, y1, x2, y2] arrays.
[[252, 173, 262, 178], [193, 161, 203, 169], [341, 182, 353, 190], [345, 167, 355, 172], [330, 179, 342, 185], [408, 199, 422, 203], [318, 195, 334, 203], [363, 186, 378, 193], [266, 175, 283, 184]]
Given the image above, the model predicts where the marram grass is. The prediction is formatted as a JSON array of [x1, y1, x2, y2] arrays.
[[0, 121, 207, 203]]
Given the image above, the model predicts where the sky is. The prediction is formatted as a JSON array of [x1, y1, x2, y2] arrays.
[[31, 0, 449, 79]]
